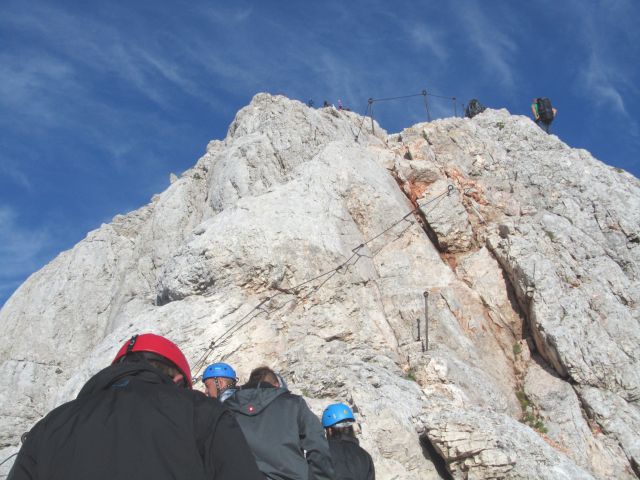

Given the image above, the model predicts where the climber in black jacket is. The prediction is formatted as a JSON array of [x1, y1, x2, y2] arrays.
[[322, 403, 375, 480], [8, 333, 264, 480]]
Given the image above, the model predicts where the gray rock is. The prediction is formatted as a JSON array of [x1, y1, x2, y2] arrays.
[[422, 408, 597, 479], [1, 96, 638, 479], [578, 385, 640, 476], [418, 179, 474, 253], [525, 362, 634, 479], [400, 109, 639, 477]]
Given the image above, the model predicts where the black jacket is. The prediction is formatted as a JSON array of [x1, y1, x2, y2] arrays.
[[8, 362, 264, 480], [328, 436, 375, 480], [225, 384, 335, 480]]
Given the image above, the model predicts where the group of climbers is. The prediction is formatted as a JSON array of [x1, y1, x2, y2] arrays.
[[310, 94, 557, 134], [7, 333, 375, 480], [307, 99, 352, 111], [464, 96, 559, 134], [203, 361, 374, 479]]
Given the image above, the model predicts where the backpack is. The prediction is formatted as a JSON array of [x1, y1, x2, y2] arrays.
[[536, 98, 554, 122], [465, 99, 486, 119]]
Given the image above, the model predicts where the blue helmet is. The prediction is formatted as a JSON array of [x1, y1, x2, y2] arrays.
[[322, 403, 355, 428], [203, 362, 237, 381]]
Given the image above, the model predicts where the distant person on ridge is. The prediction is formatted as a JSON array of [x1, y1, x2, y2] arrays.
[[465, 98, 486, 118], [203, 362, 238, 402], [531, 97, 557, 134], [8, 333, 263, 480], [226, 366, 335, 480], [322, 403, 375, 480]]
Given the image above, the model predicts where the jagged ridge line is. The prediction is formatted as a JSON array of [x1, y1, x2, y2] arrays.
[[354, 88, 461, 141]]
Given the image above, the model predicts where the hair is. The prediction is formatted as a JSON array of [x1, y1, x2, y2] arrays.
[[242, 366, 279, 389], [326, 424, 356, 439], [119, 351, 186, 387]]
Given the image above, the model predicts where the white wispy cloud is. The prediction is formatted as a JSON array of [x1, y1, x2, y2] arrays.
[[457, 3, 519, 91], [0, 53, 76, 122], [0, 162, 32, 191], [409, 25, 449, 62], [0, 5, 218, 179], [0, 206, 51, 280], [580, 53, 627, 116], [0, 5, 223, 110], [309, 51, 361, 105], [202, 5, 254, 24], [567, 0, 638, 129], [183, 36, 262, 95]]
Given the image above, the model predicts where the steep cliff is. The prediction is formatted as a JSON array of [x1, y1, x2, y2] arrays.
[[1, 94, 638, 479]]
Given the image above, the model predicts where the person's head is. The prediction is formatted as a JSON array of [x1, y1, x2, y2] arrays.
[[322, 403, 356, 439], [112, 333, 192, 389], [243, 366, 280, 389], [202, 362, 237, 398]]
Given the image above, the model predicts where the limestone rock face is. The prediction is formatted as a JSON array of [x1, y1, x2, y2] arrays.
[[393, 110, 639, 476], [524, 362, 631, 479], [1, 95, 638, 479], [423, 408, 596, 480]]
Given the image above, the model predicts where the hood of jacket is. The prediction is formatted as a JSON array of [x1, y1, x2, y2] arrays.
[[77, 361, 178, 398], [218, 387, 237, 403], [225, 384, 289, 416], [329, 435, 360, 446]]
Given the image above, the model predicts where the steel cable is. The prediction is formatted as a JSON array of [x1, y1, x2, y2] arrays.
[[190, 185, 455, 381]]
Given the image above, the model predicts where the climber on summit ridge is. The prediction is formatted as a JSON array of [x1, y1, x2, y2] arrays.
[[531, 97, 557, 134]]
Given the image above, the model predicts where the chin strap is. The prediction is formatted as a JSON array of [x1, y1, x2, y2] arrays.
[[213, 377, 235, 396], [126, 334, 138, 354], [213, 377, 224, 395]]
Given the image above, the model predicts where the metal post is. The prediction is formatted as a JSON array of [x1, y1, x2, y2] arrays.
[[422, 90, 431, 122], [423, 291, 429, 351], [368, 98, 375, 134], [453, 97, 457, 117]]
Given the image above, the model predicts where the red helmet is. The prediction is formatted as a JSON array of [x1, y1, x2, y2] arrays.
[[112, 333, 192, 388]]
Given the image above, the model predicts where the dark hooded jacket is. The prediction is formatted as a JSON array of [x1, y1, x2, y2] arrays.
[[328, 436, 375, 480], [225, 384, 334, 480], [8, 362, 264, 480]]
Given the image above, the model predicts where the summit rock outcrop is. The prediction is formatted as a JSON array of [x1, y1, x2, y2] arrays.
[[1, 94, 638, 479]]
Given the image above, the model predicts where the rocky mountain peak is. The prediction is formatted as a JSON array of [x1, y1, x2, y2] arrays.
[[1, 93, 638, 479]]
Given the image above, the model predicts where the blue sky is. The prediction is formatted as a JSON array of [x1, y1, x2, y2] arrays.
[[1, 0, 638, 306]]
